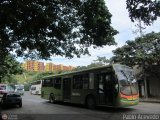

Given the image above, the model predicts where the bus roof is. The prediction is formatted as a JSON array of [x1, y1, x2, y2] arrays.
[[42, 64, 129, 79], [30, 80, 42, 85], [15, 84, 24, 86]]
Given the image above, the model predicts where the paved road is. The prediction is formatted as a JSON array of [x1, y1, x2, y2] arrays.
[[1, 92, 160, 120]]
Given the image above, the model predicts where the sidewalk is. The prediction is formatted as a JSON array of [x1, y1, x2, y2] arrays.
[[139, 98, 160, 103]]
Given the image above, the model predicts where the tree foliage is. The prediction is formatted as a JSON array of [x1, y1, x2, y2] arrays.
[[74, 56, 111, 71], [0, 0, 117, 60], [1, 75, 18, 84], [0, 55, 23, 83], [112, 32, 160, 67], [126, 0, 160, 25], [93, 56, 111, 64]]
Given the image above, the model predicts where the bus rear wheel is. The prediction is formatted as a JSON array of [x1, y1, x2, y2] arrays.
[[86, 96, 96, 109], [49, 94, 55, 104]]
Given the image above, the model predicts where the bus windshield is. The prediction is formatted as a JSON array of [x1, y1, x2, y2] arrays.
[[113, 64, 138, 95]]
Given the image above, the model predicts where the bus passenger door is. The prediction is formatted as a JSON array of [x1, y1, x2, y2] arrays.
[[63, 78, 71, 101], [104, 74, 115, 105], [97, 73, 115, 105], [97, 73, 106, 105]]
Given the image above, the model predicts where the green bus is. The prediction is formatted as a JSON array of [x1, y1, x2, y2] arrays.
[[41, 64, 139, 108]]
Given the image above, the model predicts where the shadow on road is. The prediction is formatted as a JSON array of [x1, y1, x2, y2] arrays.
[[0, 104, 21, 111], [43, 101, 136, 113]]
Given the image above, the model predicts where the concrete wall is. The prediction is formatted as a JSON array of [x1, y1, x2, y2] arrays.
[[148, 74, 160, 98], [134, 65, 160, 98]]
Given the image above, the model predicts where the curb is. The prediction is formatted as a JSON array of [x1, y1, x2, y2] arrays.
[[139, 100, 160, 103]]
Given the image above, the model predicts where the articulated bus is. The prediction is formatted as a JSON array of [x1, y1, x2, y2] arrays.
[[41, 64, 139, 108], [30, 80, 42, 95]]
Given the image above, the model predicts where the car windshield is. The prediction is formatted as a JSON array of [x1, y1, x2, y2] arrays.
[[17, 88, 23, 91], [0, 87, 4, 90], [7, 93, 21, 97], [31, 87, 36, 90], [0, 85, 6, 90]]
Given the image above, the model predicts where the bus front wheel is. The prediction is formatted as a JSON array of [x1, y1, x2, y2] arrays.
[[86, 96, 96, 109], [49, 94, 55, 104]]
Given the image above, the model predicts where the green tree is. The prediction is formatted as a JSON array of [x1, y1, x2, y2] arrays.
[[74, 66, 87, 71], [112, 32, 160, 67], [74, 56, 111, 71], [1, 75, 18, 84], [0, 55, 23, 83], [126, 0, 160, 25], [0, 0, 118, 83], [0, 0, 117, 61], [93, 56, 111, 65]]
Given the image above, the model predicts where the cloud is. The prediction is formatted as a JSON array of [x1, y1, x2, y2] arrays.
[[106, 0, 136, 42], [105, 0, 131, 28], [40, 45, 117, 67]]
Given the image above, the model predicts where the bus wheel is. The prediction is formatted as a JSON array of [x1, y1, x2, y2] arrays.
[[49, 94, 55, 104], [19, 102, 22, 108], [86, 96, 96, 109]]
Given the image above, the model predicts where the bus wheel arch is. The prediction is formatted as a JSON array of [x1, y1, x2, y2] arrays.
[[49, 93, 55, 104], [85, 94, 96, 109]]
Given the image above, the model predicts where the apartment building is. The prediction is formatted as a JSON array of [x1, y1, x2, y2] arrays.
[[22, 60, 74, 72], [38, 62, 45, 71], [55, 64, 63, 71], [63, 65, 74, 71], [45, 63, 53, 72], [22, 60, 45, 72]]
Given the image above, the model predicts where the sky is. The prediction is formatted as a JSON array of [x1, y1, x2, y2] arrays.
[[17, 0, 160, 67]]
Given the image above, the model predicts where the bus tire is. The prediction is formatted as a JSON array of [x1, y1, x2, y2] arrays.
[[19, 102, 22, 108], [86, 96, 96, 109], [1, 99, 5, 108], [49, 93, 55, 104]]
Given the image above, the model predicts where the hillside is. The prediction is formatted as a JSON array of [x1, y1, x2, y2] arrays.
[[14, 71, 56, 84]]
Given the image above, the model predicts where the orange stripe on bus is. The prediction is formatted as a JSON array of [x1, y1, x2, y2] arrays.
[[120, 93, 139, 100], [120, 93, 132, 99], [132, 94, 139, 99]]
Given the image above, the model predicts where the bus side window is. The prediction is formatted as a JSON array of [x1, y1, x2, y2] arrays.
[[89, 73, 94, 89], [83, 74, 89, 89], [105, 75, 112, 85], [99, 75, 104, 93], [73, 75, 83, 89], [43, 79, 53, 87], [54, 77, 61, 89]]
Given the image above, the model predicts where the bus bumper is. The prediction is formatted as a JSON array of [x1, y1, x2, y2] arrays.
[[119, 99, 139, 107]]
